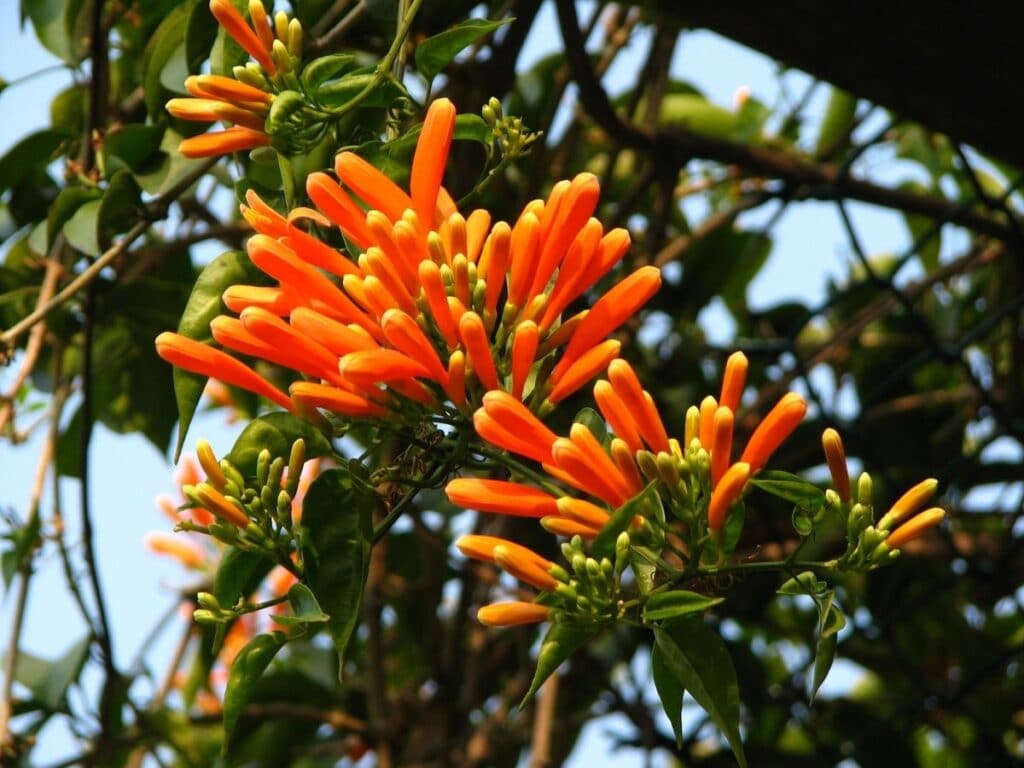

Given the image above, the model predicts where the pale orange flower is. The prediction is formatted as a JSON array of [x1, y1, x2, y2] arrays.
[[886, 507, 945, 549]]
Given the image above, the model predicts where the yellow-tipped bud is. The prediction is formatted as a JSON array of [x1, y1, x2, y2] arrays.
[[683, 405, 700, 449], [194, 483, 250, 528], [886, 507, 945, 549], [878, 478, 938, 530], [287, 18, 303, 57], [821, 428, 850, 503], [196, 439, 226, 489], [477, 601, 551, 627]]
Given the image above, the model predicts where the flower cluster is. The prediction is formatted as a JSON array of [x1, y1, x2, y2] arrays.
[[169, 0, 303, 157], [157, 98, 660, 426]]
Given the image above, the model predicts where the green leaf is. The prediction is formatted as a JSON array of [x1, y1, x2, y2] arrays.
[[778, 571, 827, 596], [809, 632, 837, 703], [1, 635, 91, 711], [272, 583, 330, 627], [749, 470, 825, 510], [1, 514, 42, 589], [900, 180, 942, 271], [521, 623, 593, 707], [629, 547, 659, 595], [643, 590, 724, 623], [654, 619, 745, 767], [815, 87, 858, 159], [215, 547, 274, 608], [299, 468, 376, 680], [227, 412, 333, 479], [185, 0, 218, 72], [100, 125, 164, 176], [415, 17, 512, 82], [0, 129, 71, 194], [142, 2, 191, 117], [651, 643, 685, 748], [658, 94, 738, 138], [573, 406, 607, 446], [593, 483, 662, 559], [46, 187, 102, 252], [792, 506, 814, 536], [300, 53, 360, 90], [62, 199, 102, 257], [171, 250, 267, 459], [314, 70, 408, 109], [222, 631, 287, 751], [97, 171, 142, 250], [23, 0, 89, 64]]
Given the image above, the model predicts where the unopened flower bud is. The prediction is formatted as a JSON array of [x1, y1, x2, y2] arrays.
[[614, 532, 630, 575], [257, 448, 272, 486], [857, 472, 873, 505], [196, 440, 226, 488], [193, 609, 221, 624], [287, 18, 303, 57], [197, 592, 221, 611], [656, 452, 681, 488], [286, 438, 306, 496], [635, 450, 659, 481]]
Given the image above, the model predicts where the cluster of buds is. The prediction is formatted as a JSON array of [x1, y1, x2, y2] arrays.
[[481, 97, 541, 161], [178, 437, 312, 570], [456, 531, 632, 627], [821, 429, 945, 566], [170, 0, 306, 157], [157, 99, 660, 427]]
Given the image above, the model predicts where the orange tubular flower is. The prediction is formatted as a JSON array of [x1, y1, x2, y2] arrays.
[[209, 0, 276, 73], [144, 531, 207, 570], [821, 428, 851, 502], [477, 601, 551, 627], [886, 507, 945, 549], [456, 535, 560, 591], [878, 478, 938, 530], [710, 407, 734, 487], [178, 127, 270, 158], [739, 392, 808, 471], [719, 351, 748, 413], [708, 462, 752, 532], [445, 479, 558, 518]]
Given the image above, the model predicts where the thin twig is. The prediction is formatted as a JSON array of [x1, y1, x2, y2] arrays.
[[527, 673, 559, 768]]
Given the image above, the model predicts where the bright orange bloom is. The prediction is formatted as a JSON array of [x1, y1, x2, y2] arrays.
[[821, 428, 850, 502], [878, 478, 938, 530], [144, 531, 207, 570], [477, 601, 551, 627], [698, 395, 718, 450], [719, 351, 748, 413], [456, 534, 559, 591], [193, 483, 250, 528], [886, 507, 945, 549], [445, 479, 558, 518], [178, 127, 270, 158], [710, 407, 734, 487], [708, 462, 751, 532], [739, 392, 808, 471], [209, 0, 276, 73], [155, 332, 293, 413]]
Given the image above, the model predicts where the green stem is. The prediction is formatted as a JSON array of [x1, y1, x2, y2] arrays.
[[324, 0, 424, 119]]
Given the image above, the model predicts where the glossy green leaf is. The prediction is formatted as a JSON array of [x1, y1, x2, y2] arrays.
[[271, 583, 330, 627], [651, 642, 685, 748], [809, 632, 837, 703], [142, 3, 191, 117], [654, 619, 745, 767], [215, 547, 274, 609], [593, 483, 662, 559], [299, 468, 376, 680], [301, 53, 359, 90], [62, 199, 102, 256], [643, 590, 724, 623], [171, 250, 267, 459], [97, 171, 142, 250], [227, 412, 333, 479], [573, 406, 607, 446], [23, 0, 89, 64], [314, 70, 408, 109], [749, 470, 825, 510], [521, 623, 594, 707], [0, 129, 71, 194], [815, 87, 858, 159], [778, 570, 827, 596], [46, 187, 102, 252], [185, 0, 218, 72], [222, 631, 287, 751], [1, 635, 90, 711], [415, 17, 512, 82], [100, 125, 164, 176]]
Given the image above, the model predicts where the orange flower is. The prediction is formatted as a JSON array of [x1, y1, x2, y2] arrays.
[[821, 428, 850, 503], [878, 478, 938, 530], [155, 332, 294, 413], [445, 479, 558, 518], [739, 392, 808, 471], [718, 351, 748, 413], [477, 601, 551, 626], [178, 127, 270, 158], [886, 507, 945, 549], [708, 462, 751, 532], [710, 407, 734, 487], [209, 0, 276, 74], [144, 531, 207, 570], [456, 534, 559, 591], [192, 483, 250, 528]]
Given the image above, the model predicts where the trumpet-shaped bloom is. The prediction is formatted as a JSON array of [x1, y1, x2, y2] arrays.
[[444, 355, 807, 537], [159, 99, 658, 424]]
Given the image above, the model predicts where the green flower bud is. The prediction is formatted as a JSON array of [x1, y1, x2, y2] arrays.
[[857, 472, 873, 505], [193, 609, 221, 624], [614, 531, 630, 575], [257, 449, 272, 486], [286, 438, 306, 496], [196, 592, 221, 611]]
